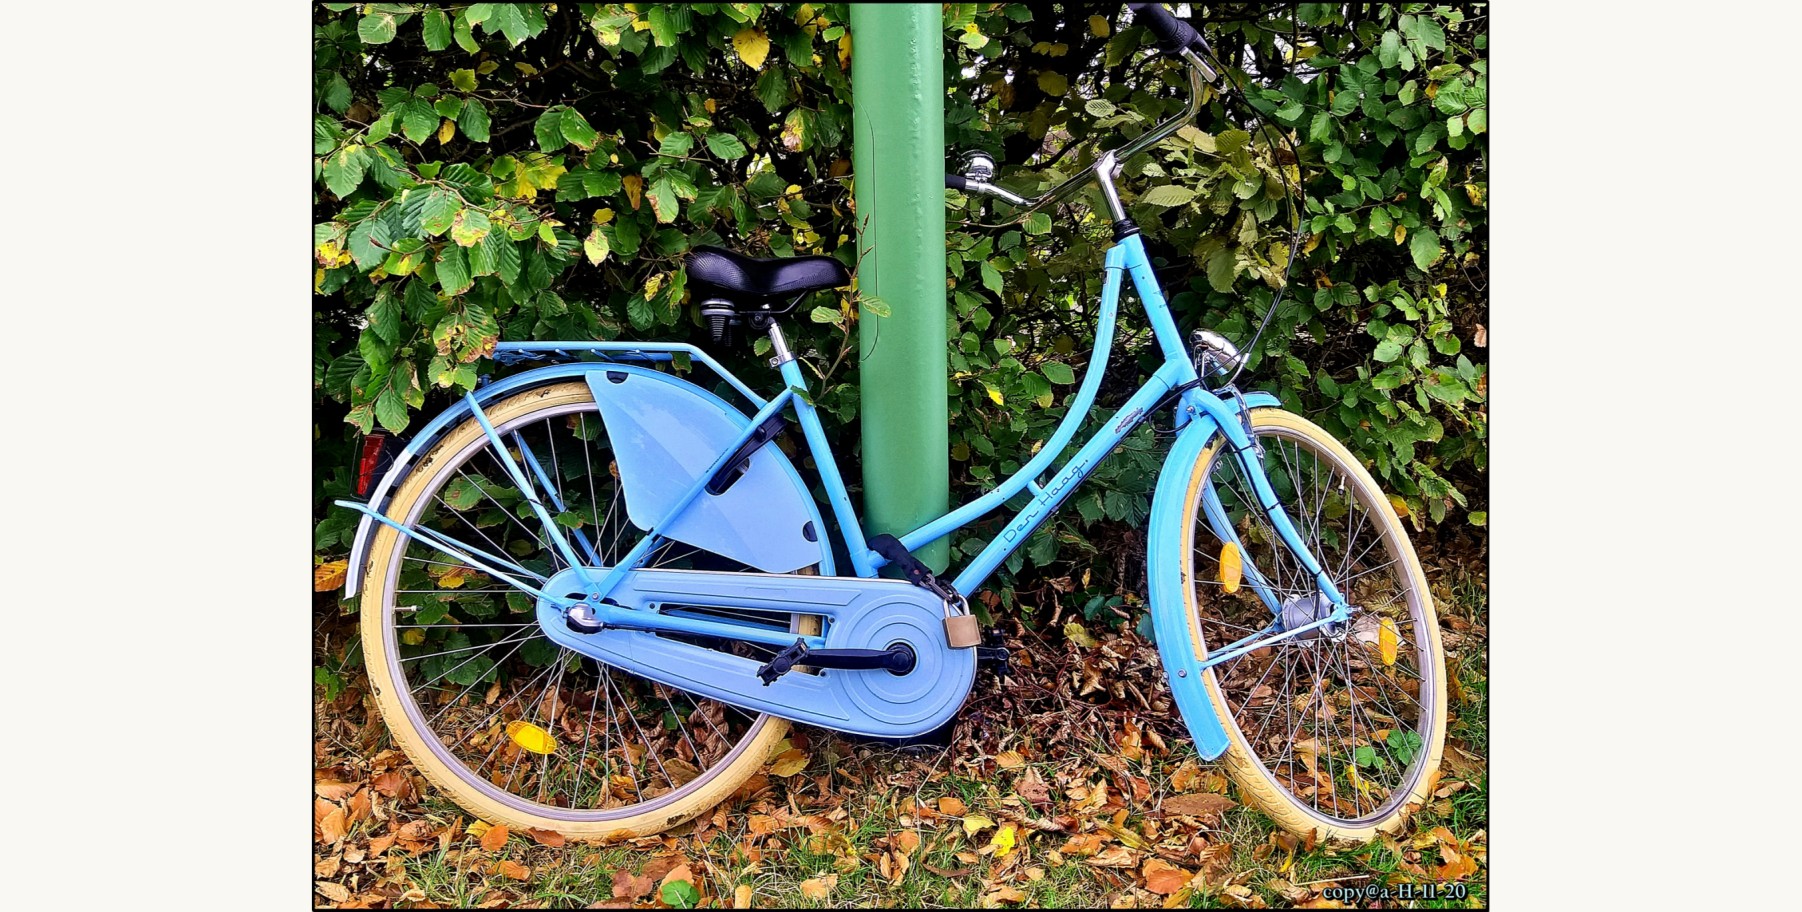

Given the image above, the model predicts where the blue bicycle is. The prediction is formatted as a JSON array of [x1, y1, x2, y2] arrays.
[[336, 4, 1445, 844]]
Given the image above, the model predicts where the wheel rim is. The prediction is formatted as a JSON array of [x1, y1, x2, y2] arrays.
[[1190, 420, 1437, 828], [372, 392, 807, 821]]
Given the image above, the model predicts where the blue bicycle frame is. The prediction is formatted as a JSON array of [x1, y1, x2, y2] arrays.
[[337, 55, 1353, 752]]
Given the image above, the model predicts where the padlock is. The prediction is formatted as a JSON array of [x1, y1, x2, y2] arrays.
[[944, 597, 981, 649]]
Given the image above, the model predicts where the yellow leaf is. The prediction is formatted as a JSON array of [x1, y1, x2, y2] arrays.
[[1378, 618, 1399, 666], [996, 750, 1025, 771], [623, 174, 644, 210], [733, 884, 753, 908], [314, 559, 349, 592], [962, 813, 995, 836], [1218, 542, 1243, 593], [988, 823, 1018, 857], [514, 62, 538, 75], [984, 382, 1004, 406], [1089, 15, 1110, 37], [402, 628, 426, 646], [1037, 70, 1069, 96], [733, 28, 771, 70], [838, 31, 852, 68], [1394, 224, 1408, 245], [439, 571, 466, 589], [770, 748, 808, 777], [438, 118, 455, 145], [593, 207, 615, 226], [644, 272, 664, 299], [1063, 622, 1098, 648], [1388, 493, 1411, 518]]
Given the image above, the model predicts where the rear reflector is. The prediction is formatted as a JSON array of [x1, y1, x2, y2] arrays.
[[356, 433, 389, 497]]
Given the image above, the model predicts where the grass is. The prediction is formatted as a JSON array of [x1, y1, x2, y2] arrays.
[[317, 563, 1488, 908]]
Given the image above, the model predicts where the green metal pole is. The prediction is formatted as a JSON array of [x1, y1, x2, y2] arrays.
[[849, 3, 949, 572]]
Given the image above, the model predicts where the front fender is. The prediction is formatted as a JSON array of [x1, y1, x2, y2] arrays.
[[343, 363, 831, 596], [1147, 391, 1280, 760]]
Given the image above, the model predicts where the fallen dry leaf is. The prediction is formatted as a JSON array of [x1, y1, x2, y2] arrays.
[[798, 874, 837, 900], [318, 807, 348, 844], [1162, 792, 1237, 823], [938, 796, 968, 816], [612, 870, 656, 900], [996, 750, 1026, 770], [1142, 858, 1193, 895], [733, 884, 754, 908], [315, 779, 359, 801], [316, 881, 351, 903], [962, 814, 996, 836], [526, 827, 565, 847], [495, 859, 530, 881], [982, 885, 1027, 905], [770, 748, 808, 777], [480, 824, 510, 852]]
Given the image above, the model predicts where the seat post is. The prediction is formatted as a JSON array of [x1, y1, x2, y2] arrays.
[[767, 321, 795, 366]]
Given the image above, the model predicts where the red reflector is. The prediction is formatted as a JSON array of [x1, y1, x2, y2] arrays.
[[356, 433, 389, 497]]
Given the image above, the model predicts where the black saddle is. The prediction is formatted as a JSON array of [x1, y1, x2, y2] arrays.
[[686, 246, 850, 316]]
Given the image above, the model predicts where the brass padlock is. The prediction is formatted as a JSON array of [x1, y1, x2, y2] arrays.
[[944, 597, 981, 649]]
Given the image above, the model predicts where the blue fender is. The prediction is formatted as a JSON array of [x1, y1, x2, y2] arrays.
[[343, 363, 832, 597], [1146, 390, 1281, 761]]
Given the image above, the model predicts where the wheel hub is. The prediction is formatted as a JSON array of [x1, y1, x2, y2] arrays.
[[1278, 593, 1348, 643]]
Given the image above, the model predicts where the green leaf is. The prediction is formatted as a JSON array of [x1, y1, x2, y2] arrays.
[[401, 98, 438, 144], [448, 67, 477, 93], [1206, 246, 1237, 292], [419, 190, 460, 236], [451, 208, 491, 247], [436, 244, 472, 294], [647, 176, 679, 223], [358, 12, 397, 44], [1409, 227, 1442, 271], [1023, 212, 1052, 235], [809, 305, 841, 324], [980, 261, 1003, 294], [422, 8, 452, 50], [659, 131, 695, 158], [1041, 361, 1076, 385], [374, 386, 408, 432], [322, 74, 352, 114], [534, 108, 566, 151], [562, 107, 600, 151], [458, 98, 490, 143], [660, 881, 699, 909], [322, 145, 369, 198], [1141, 185, 1196, 208], [348, 217, 391, 270], [704, 132, 747, 160]]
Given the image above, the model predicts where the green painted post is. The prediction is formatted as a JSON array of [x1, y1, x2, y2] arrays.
[[849, 3, 949, 572]]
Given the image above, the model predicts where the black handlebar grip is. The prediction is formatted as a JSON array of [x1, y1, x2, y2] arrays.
[[1126, 2, 1210, 57], [945, 173, 969, 190]]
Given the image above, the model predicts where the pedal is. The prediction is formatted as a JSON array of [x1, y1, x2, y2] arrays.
[[755, 639, 919, 685], [756, 639, 811, 686], [977, 627, 1012, 679]]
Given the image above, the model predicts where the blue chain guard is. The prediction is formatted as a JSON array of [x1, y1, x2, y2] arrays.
[[536, 568, 976, 739]]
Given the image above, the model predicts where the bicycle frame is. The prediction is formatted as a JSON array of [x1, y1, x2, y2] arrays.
[[431, 230, 1338, 617]]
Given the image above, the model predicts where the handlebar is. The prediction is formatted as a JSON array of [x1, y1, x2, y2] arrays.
[[946, 4, 1218, 227], [1127, 2, 1212, 58]]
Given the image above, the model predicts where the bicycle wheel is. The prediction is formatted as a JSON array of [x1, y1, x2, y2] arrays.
[[1177, 409, 1446, 842], [358, 381, 817, 839]]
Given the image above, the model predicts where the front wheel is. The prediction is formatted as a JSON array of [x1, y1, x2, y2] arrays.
[[1175, 409, 1447, 843]]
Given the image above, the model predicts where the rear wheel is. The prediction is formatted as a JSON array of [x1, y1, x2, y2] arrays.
[[1178, 409, 1446, 843], [358, 381, 818, 839]]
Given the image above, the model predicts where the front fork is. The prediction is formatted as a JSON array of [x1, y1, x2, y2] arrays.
[[1180, 388, 1352, 669]]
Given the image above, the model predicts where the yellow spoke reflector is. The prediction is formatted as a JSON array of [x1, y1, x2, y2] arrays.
[[506, 720, 558, 755], [1378, 618, 1399, 666], [1219, 542, 1243, 593]]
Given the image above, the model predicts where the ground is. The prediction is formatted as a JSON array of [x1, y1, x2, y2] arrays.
[[312, 556, 1486, 909]]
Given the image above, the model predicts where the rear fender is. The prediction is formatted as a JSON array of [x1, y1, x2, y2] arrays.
[[342, 363, 831, 596]]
